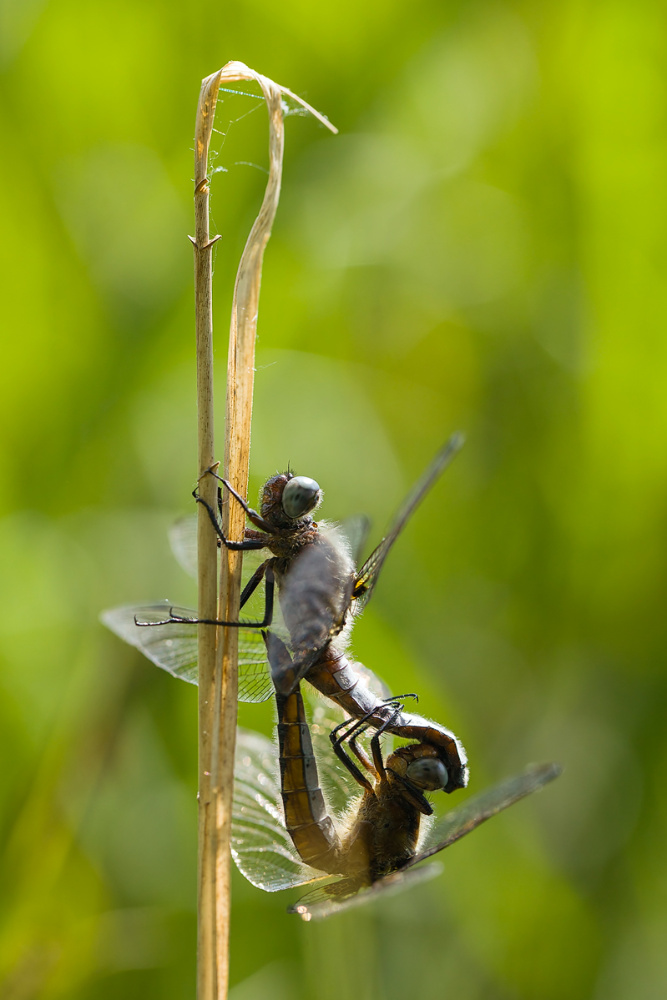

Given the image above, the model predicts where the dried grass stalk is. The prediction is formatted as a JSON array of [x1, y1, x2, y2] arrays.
[[193, 70, 221, 1000], [192, 62, 336, 1000]]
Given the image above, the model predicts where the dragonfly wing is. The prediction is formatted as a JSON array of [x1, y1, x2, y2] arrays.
[[353, 433, 464, 611], [348, 657, 392, 701], [169, 515, 198, 578], [236, 631, 272, 703], [306, 698, 365, 816], [290, 761, 561, 919], [339, 514, 371, 564], [289, 864, 443, 921], [233, 729, 324, 892], [101, 603, 199, 684], [412, 762, 562, 864], [169, 514, 271, 596], [101, 603, 272, 702]]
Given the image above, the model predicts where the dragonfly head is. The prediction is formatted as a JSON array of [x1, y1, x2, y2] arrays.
[[260, 473, 323, 527], [390, 744, 449, 793], [406, 756, 449, 792], [281, 475, 322, 519]]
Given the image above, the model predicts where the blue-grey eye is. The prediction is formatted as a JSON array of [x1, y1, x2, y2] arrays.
[[282, 476, 321, 518], [406, 758, 448, 791]]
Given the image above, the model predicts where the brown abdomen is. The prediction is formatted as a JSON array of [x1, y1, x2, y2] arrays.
[[276, 686, 343, 874], [307, 648, 468, 792]]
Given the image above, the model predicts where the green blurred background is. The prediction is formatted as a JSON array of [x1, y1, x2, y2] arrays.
[[1, 0, 665, 997]]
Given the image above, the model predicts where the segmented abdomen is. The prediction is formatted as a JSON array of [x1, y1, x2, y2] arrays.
[[275, 686, 343, 874], [307, 647, 469, 792]]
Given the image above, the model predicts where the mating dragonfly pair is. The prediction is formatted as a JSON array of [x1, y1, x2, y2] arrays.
[[103, 435, 560, 919]]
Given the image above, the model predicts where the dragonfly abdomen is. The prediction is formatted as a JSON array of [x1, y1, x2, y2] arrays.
[[307, 647, 469, 792], [276, 686, 344, 875]]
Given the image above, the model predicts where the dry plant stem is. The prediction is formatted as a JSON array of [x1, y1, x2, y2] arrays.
[[214, 66, 283, 1000], [194, 61, 336, 1000], [193, 70, 223, 1000]]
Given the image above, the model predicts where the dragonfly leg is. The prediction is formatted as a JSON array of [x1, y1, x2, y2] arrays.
[[330, 712, 373, 746], [369, 706, 403, 779], [200, 470, 275, 533], [239, 559, 269, 610], [135, 567, 275, 629], [330, 718, 374, 794], [195, 466, 224, 519], [356, 693, 418, 731], [193, 490, 271, 551], [348, 734, 377, 779]]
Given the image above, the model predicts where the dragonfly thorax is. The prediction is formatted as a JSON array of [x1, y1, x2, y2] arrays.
[[354, 787, 423, 881]]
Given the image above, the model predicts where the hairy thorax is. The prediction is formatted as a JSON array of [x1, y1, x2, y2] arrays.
[[336, 787, 422, 883], [267, 523, 320, 568]]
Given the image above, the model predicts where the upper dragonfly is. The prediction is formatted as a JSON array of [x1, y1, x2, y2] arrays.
[[233, 633, 561, 920], [160, 433, 462, 691], [102, 435, 468, 790]]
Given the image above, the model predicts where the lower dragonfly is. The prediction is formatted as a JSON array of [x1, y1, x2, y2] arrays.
[[232, 632, 561, 920]]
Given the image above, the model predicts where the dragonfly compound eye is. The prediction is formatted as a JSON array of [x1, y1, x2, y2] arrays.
[[406, 758, 449, 791], [282, 476, 321, 518]]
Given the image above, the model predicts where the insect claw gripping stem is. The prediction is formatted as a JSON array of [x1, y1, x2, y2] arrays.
[[193, 489, 268, 552], [194, 472, 275, 535], [197, 463, 221, 482], [199, 467, 256, 517]]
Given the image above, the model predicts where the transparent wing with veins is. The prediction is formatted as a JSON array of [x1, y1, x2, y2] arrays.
[[287, 761, 562, 921], [102, 515, 277, 702], [287, 865, 443, 921], [232, 729, 330, 892], [413, 762, 562, 862], [101, 602, 273, 703], [339, 514, 371, 565], [168, 514, 199, 579], [352, 433, 463, 612], [231, 701, 560, 921], [269, 436, 463, 694], [102, 514, 385, 704]]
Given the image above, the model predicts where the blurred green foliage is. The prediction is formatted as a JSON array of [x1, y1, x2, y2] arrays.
[[1, 0, 665, 997]]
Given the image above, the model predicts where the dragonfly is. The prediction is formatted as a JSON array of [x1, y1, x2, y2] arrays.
[[152, 433, 462, 687], [232, 633, 561, 920], [102, 435, 467, 790]]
